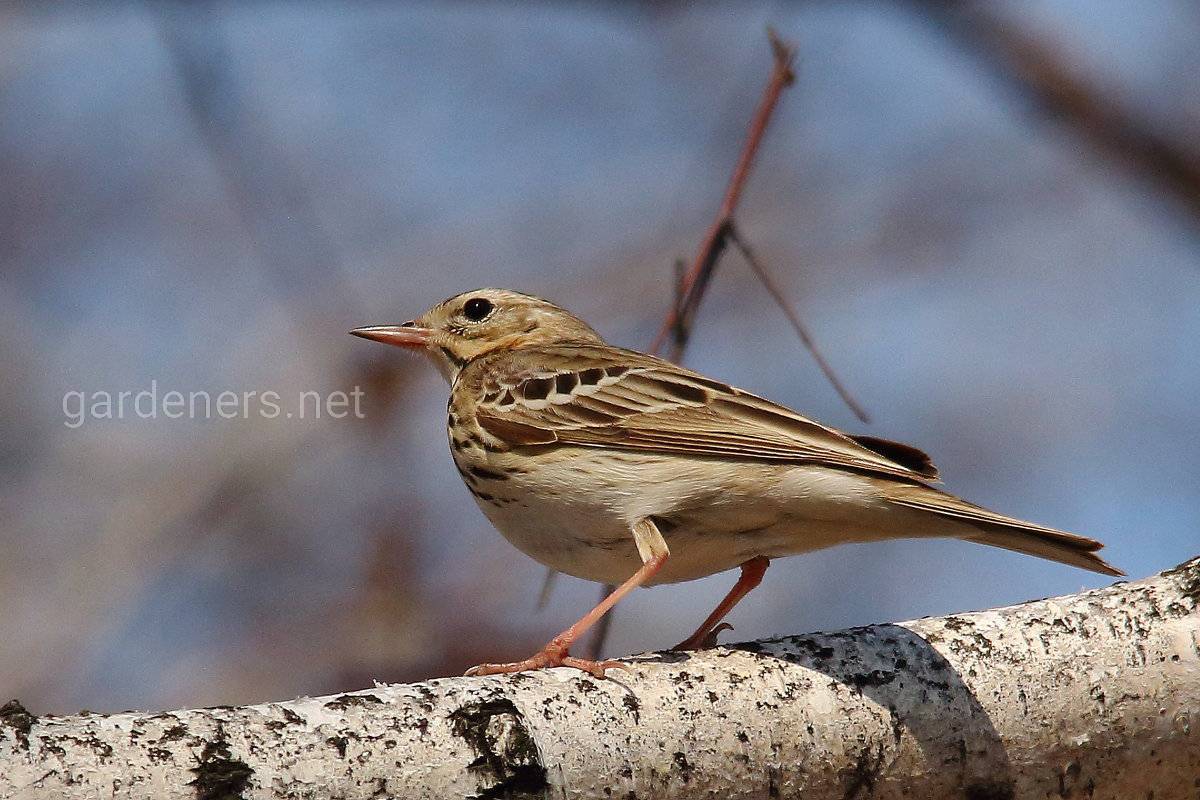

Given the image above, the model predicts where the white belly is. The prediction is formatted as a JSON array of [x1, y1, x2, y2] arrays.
[[459, 445, 897, 586]]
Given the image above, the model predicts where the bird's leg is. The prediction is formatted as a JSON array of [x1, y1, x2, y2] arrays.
[[466, 519, 670, 678], [672, 556, 769, 651]]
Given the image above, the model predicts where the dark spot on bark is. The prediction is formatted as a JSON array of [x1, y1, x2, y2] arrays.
[[1057, 761, 1084, 797], [160, 723, 189, 743], [851, 670, 896, 691], [840, 743, 885, 800], [1164, 557, 1200, 602], [327, 736, 349, 757], [449, 699, 548, 799], [622, 694, 641, 723], [148, 747, 173, 763], [39, 738, 65, 758], [768, 764, 781, 797], [965, 781, 1015, 800], [0, 699, 35, 750], [673, 752, 693, 783], [889, 706, 904, 744], [324, 693, 382, 712], [264, 707, 304, 730], [793, 639, 835, 660], [189, 728, 253, 800]]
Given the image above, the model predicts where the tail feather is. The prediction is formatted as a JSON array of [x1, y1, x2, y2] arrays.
[[883, 485, 1123, 577]]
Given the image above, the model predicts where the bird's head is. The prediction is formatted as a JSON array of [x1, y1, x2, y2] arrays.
[[350, 288, 605, 381]]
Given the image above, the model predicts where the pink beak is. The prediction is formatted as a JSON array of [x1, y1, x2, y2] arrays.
[[349, 323, 432, 349]]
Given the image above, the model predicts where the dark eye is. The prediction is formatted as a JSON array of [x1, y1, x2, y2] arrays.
[[462, 297, 494, 322]]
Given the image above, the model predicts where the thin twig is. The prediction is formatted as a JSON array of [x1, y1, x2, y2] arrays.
[[646, 31, 870, 422], [670, 257, 690, 359], [728, 224, 872, 423], [651, 30, 796, 356], [535, 568, 558, 611]]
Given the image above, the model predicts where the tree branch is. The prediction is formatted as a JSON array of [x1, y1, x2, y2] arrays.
[[650, 29, 796, 359], [728, 224, 873, 423], [4, 558, 1197, 798], [907, 0, 1200, 235]]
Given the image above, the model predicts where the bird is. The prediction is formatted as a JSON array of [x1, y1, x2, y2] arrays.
[[350, 288, 1121, 677]]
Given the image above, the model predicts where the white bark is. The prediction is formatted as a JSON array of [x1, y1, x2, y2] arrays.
[[2, 558, 1198, 800]]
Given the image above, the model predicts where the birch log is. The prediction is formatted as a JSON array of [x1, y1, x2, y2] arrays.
[[2, 558, 1198, 800]]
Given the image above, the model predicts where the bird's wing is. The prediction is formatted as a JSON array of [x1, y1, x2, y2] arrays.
[[470, 345, 938, 482]]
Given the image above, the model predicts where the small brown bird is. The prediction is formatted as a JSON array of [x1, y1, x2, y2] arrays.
[[351, 289, 1121, 677]]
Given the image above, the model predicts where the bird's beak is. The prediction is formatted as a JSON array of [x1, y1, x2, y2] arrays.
[[349, 323, 432, 349]]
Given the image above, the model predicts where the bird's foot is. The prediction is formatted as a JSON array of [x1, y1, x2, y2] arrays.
[[672, 622, 735, 651], [465, 638, 629, 678]]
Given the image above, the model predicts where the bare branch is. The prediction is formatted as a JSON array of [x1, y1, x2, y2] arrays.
[[648, 30, 870, 422], [4, 559, 1196, 798], [650, 30, 796, 357], [728, 224, 872, 423]]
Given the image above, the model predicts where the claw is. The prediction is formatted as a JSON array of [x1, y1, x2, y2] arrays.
[[673, 622, 735, 651]]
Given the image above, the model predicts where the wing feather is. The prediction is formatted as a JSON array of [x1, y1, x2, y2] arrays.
[[470, 345, 939, 482]]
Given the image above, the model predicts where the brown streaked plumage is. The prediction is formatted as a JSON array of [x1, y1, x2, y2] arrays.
[[351, 288, 1122, 677]]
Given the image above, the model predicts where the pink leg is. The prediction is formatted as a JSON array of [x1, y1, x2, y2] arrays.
[[466, 551, 669, 678], [673, 556, 770, 650]]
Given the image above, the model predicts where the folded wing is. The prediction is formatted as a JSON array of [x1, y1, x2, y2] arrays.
[[471, 345, 938, 483]]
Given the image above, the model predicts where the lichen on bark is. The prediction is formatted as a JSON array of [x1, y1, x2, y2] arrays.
[[0, 557, 1196, 800]]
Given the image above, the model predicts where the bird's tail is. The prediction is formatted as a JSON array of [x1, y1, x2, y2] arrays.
[[882, 484, 1123, 577]]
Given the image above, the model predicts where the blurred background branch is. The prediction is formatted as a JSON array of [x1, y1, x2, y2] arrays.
[[907, 0, 1200, 234]]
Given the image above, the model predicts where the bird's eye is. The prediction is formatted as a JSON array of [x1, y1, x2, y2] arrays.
[[462, 297, 494, 322]]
